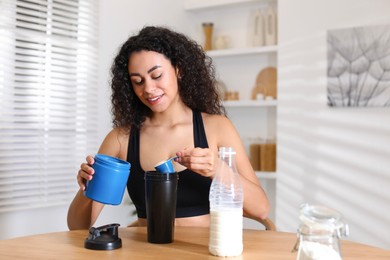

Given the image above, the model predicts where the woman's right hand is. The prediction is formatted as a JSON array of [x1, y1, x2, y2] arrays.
[[77, 155, 95, 190]]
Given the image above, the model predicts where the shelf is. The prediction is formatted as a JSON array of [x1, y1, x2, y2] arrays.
[[224, 100, 277, 107], [206, 45, 277, 58], [256, 172, 277, 179], [185, 0, 278, 223], [185, 0, 274, 12]]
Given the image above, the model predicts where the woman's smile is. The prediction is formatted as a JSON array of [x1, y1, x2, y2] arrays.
[[147, 94, 164, 104]]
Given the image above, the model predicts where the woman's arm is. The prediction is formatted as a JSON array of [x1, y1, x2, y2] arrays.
[[67, 188, 104, 230], [67, 128, 128, 230]]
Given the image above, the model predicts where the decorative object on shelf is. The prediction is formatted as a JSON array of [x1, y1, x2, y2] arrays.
[[249, 139, 276, 172], [250, 143, 261, 171], [260, 141, 276, 172], [327, 24, 390, 107], [214, 35, 230, 50], [251, 67, 277, 100], [202, 22, 214, 51], [256, 93, 264, 100], [252, 9, 265, 46], [232, 91, 239, 100], [215, 80, 227, 100], [264, 6, 277, 46], [225, 91, 239, 101]]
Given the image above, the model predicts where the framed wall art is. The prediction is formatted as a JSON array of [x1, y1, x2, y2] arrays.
[[327, 24, 390, 107]]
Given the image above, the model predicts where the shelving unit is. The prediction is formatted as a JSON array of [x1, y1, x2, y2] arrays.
[[185, 0, 274, 12], [224, 99, 277, 107], [185, 0, 278, 224], [206, 45, 277, 57]]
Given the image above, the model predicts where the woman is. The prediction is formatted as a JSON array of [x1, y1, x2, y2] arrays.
[[67, 26, 270, 230]]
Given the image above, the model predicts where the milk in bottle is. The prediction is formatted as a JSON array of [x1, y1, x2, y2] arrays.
[[209, 147, 243, 257]]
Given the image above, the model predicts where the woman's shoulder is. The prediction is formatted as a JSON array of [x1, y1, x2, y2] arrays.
[[202, 112, 229, 123], [106, 127, 131, 139], [201, 112, 241, 146], [201, 112, 235, 132], [100, 127, 130, 160]]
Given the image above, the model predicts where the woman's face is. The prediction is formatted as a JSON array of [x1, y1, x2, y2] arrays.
[[128, 50, 179, 113]]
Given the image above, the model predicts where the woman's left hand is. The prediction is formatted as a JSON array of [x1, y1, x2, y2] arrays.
[[175, 147, 215, 178]]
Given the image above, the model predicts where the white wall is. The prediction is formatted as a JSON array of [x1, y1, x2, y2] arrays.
[[276, 0, 390, 250]]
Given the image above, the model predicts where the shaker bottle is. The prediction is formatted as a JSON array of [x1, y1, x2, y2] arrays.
[[84, 154, 131, 205], [145, 170, 178, 244]]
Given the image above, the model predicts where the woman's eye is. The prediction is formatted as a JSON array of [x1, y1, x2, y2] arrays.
[[132, 79, 143, 85], [152, 73, 162, 80]]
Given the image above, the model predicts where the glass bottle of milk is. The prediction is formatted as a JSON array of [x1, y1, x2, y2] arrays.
[[209, 147, 243, 257]]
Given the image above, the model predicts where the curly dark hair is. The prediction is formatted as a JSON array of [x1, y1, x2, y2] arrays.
[[110, 25, 226, 129]]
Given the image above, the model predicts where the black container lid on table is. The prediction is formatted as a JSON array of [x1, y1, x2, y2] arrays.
[[84, 223, 122, 250]]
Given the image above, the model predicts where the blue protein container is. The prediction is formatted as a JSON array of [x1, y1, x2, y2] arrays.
[[84, 154, 131, 205]]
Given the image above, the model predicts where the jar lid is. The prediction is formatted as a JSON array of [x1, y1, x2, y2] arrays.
[[299, 204, 348, 236]]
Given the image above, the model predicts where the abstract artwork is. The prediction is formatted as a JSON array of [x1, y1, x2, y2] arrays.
[[327, 24, 390, 107]]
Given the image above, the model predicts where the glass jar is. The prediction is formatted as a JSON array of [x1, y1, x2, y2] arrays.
[[293, 204, 349, 260], [202, 22, 214, 51]]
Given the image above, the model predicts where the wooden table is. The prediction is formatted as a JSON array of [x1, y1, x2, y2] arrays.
[[0, 227, 389, 259]]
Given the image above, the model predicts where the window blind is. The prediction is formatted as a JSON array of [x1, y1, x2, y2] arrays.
[[0, 0, 99, 212]]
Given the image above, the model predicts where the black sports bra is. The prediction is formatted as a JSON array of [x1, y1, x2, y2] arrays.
[[126, 110, 211, 218]]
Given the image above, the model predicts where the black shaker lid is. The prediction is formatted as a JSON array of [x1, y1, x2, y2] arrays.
[[84, 223, 122, 250]]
